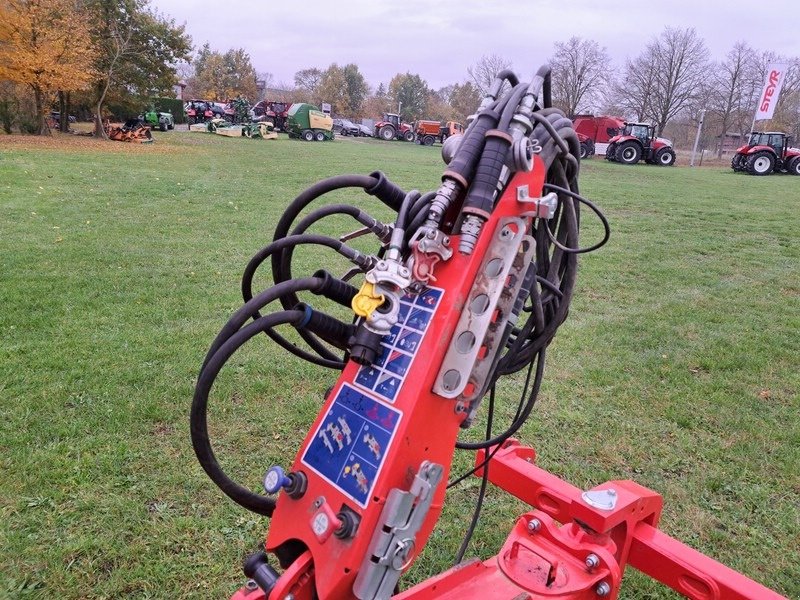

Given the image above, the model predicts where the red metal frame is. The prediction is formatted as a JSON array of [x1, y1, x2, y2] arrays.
[[231, 439, 786, 599], [395, 441, 786, 600]]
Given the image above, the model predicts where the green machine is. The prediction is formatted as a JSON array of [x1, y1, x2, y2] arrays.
[[285, 103, 334, 141]]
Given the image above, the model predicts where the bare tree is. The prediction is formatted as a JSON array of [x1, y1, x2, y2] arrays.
[[707, 42, 757, 157], [549, 37, 611, 117], [467, 54, 512, 96], [617, 27, 709, 134]]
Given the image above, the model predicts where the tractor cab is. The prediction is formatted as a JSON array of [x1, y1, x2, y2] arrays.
[[622, 122, 655, 145], [383, 113, 401, 128]]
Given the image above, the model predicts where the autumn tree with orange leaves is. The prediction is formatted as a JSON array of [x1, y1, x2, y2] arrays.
[[0, 0, 97, 134]]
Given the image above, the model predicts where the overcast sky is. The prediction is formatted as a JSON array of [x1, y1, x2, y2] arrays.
[[152, 0, 798, 90]]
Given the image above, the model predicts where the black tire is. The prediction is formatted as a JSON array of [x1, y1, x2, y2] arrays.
[[788, 156, 800, 176], [731, 154, 744, 172], [616, 141, 641, 164], [403, 130, 415, 142], [656, 148, 676, 166], [168, 123, 174, 130], [580, 142, 589, 159], [423, 135, 435, 146], [159, 122, 167, 132], [746, 151, 774, 176], [188, 116, 196, 125], [379, 125, 395, 141], [314, 131, 325, 142], [301, 129, 314, 142], [605, 143, 617, 161]]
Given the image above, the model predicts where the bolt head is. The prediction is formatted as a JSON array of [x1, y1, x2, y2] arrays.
[[527, 518, 541, 533], [585, 553, 600, 569], [595, 581, 611, 596]]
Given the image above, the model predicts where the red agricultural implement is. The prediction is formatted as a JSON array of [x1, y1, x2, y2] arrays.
[[731, 131, 800, 175], [571, 115, 625, 158], [192, 66, 786, 600]]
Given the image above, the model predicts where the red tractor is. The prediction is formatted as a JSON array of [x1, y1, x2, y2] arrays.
[[374, 112, 415, 141], [605, 122, 676, 166], [731, 131, 800, 176], [252, 100, 292, 131]]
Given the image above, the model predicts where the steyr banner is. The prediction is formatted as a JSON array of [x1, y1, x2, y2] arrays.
[[755, 63, 788, 121]]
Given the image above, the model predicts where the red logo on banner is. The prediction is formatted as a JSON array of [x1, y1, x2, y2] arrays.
[[760, 70, 781, 112]]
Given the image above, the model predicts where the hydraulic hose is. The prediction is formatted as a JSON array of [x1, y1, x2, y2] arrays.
[[192, 310, 304, 516]]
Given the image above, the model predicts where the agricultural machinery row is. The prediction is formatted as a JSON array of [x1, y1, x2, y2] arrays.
[[373, 114, 464, 145]]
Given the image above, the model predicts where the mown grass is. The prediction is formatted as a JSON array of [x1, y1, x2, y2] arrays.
[[0, 131, 798, 599]]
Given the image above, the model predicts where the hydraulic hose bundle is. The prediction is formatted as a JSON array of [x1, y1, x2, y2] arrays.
[[192, 65, 610, 599]]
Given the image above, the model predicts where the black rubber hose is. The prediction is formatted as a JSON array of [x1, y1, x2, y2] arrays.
[[269, 174, 378, 292], [191, 310, 304, 516], [202, 277, 326, 372]]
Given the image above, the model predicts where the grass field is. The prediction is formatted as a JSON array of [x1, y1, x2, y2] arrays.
[[1, 130, 798, 599]]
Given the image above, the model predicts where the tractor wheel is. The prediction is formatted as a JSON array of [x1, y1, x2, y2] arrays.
[[788, 156, 800, 175], [656, 148, 676, 166], [423, 135, 435, 146], [605, 144, 616, 161], [616, 141, 641, 165], [301, 129, 314, 142], [731, 154, 743, 171], [403, 130, 415, 142], [379, 125, 395, 141], [314, 131, 325, 142], [160, 122, 167, 132], [580, 142, 591, 160], [746, 151, 774, 175]]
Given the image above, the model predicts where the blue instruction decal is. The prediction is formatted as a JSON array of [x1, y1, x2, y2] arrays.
[[301, 384, 401, 507], [353, 286, 443, 403]]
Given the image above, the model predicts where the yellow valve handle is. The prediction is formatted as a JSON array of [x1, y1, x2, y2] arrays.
[[352, 281, 385, 318]]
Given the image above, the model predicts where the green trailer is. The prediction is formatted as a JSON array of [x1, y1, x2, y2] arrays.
[[285, 103, 334, 141]]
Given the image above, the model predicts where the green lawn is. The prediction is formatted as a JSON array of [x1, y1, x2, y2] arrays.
[[0, 132, 798, 599]]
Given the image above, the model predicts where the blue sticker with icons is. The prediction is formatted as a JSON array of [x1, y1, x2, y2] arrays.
[[301, 383, 401, 507], [353, 286, 443, 403]]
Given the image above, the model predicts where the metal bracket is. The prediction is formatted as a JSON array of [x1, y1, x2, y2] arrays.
[[517, 188, 558, 219], [352, 462, 444, 600]]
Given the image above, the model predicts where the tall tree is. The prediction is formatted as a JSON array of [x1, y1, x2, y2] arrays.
[[341, 63, 368, 115], [449, 81, 481, 122], [620, 27, 709, 134], [549, 37, 611, 117], [189, 45, 257, 101], [317, 64, 348, 114], [222, 48, 258, 100], [88, 0, 190, 137], [0, 0, 97, 134], [294, 67, 323, 97], [614, 51, 659, 122], [467, 54, 512, 96], [388, 73, 429, 120], [708, 42, 757, 156]]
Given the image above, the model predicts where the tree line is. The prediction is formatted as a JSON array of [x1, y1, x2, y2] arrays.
[[0, 0, 191, 137], [2, 5, 798, 150]]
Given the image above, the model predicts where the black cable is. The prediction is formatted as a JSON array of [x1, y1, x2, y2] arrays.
[[542, 183, 610, 254], [191, 310, 304, 516], [453, 386, 495, 565]]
